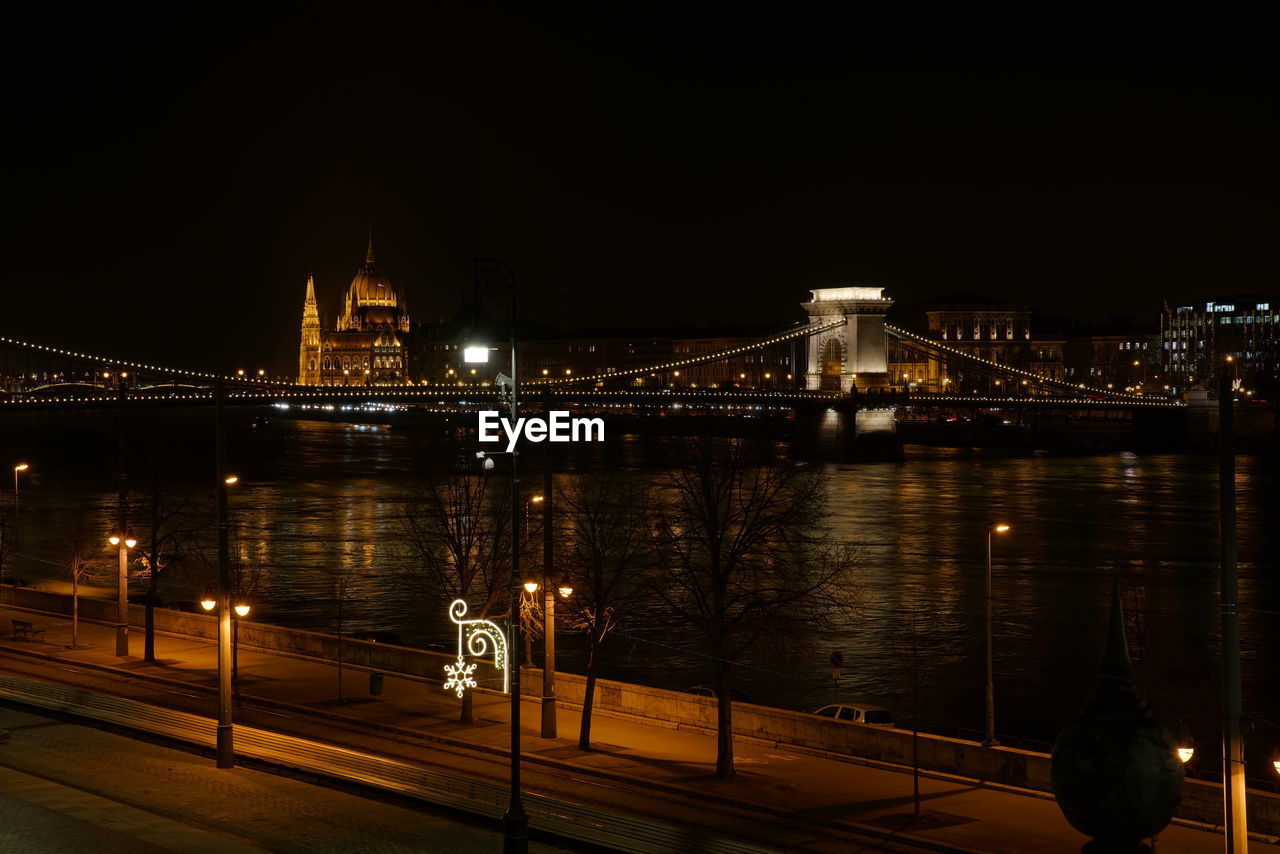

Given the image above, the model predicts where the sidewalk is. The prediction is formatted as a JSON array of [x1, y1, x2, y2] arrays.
[[0, 705, 572, 853], [1, 603, 1270, 854]]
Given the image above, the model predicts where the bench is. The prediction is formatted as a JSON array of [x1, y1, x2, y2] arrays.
[[11, 619, 46, 642]]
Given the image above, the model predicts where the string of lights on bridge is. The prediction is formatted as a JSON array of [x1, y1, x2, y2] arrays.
[[3, 326, 1186, 409], [527, 319, 850, 387], [882, 324, 1173, 403]]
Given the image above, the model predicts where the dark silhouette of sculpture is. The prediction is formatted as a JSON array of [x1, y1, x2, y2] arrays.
[[1051, 582, 1183, 853]]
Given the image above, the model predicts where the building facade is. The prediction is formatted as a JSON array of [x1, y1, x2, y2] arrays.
[[1162, 297, 1279, 390], [298, 237, 412, 386]]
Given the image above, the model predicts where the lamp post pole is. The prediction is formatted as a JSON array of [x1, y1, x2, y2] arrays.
[[983, 523, 1009, 748], [541, 412, 557, 739], [985, 527, 995, 747], [498, 262, 528, 854], [215, 377, 235, 769], [1218, 370, 1248, 852], [12, 464, 27, 515], [116, 370, 130, 657]]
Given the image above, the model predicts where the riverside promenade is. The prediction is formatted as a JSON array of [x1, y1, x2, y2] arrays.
[[0, 603, 1272, 854]]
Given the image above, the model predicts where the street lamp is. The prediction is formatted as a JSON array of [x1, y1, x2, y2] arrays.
[[13, 463, 28, 513], [213, 379, 239, 769], [467, 254, 528, 852], [107, 533, 137, 657], [984, 523, 1011, 747]]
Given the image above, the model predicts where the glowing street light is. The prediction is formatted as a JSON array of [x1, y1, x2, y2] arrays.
[[984, 522, 1011, 747], [464, 346, 490, 364], [13, 463, 29, 514], [523, 581, 539, 594], [224, 475, 239, 485]]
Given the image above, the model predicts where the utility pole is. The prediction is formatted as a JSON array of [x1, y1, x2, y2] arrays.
[[115, 370, 130, 657], [1218, 371, 1247, 852], [541, 389, 557, 739], [502, 266, 529, 853], [216, 377, 235, 769]]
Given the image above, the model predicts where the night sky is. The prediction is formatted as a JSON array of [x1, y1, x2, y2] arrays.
[[3, 5, 1274, 373]]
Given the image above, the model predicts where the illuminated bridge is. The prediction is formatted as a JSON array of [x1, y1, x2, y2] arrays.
[[1, 290, 1186, 457]]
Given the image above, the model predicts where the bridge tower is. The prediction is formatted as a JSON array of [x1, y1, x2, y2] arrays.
[[298, 273, 321, 385], [801, 287, 893, 393]]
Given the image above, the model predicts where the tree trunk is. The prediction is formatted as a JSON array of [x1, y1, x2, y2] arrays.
[[145, 510, 159, 663], [715, 667, 735, 778], [144, 576, 157, 663], [578, 642, 599, 751], [232, 617, 239, 698], [71, 574, 79, 650], [336, 594, 344, 702], [460, 689, 474, 723]]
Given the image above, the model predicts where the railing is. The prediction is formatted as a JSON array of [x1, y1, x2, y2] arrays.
[[956, 727, 1053, 754], [0, 673, 780, 854]]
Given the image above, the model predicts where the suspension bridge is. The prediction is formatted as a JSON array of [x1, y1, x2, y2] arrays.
[[1, 287, 1185, 458]]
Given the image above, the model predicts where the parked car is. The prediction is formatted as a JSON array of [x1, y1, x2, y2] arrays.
[[688, 685, 754, 703], [350, 630, 405, 646], [813, 703, 895, 727]]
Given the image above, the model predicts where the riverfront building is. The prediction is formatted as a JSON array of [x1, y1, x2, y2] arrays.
[[1161, 297, 1280, 389], [298, 236, 412, 386]]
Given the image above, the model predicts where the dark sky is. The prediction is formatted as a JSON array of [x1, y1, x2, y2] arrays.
[[3, 4, 1275, 373]]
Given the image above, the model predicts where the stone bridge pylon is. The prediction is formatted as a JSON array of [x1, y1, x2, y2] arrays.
[[801, 287, 894, 393]]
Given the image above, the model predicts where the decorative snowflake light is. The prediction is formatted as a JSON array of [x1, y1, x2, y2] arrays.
[[443, 654, 478, 698], [442, 599, 509, 697]]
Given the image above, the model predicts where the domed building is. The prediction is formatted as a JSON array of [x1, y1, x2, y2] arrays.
[[297, 234, 412, 386]]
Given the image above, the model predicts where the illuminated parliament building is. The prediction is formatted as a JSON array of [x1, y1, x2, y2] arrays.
[[297, 236, 413, 386]]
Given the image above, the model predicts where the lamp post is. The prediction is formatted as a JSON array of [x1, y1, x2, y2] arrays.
[[539, 433, 557, 739], [214, 378, 236, 769], [1218, 368, 1248, 852], [115, 369, 130, 657], [12, 464, 28, 514], [107, 534, 137, 657], [984, 523, 1010, 747], [465, 255, 527, 853]]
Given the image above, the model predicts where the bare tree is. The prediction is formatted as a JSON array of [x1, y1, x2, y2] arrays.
[[134, 484, 199, 663], [67, 520, 110, 650], [651, 438, 862, 778], [558, 469, 653, 751], [228, 526, 270, 695], [891, 602, 925, 820], [330, 560, 358, 702], [397, 470, 511, 722], [0, 509, 13, 589]]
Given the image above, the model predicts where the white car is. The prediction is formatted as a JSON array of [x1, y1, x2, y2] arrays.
[[813, 703, 895, 727]]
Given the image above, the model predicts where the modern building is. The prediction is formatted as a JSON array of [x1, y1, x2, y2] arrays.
[[1161, 297, 1280, 390]]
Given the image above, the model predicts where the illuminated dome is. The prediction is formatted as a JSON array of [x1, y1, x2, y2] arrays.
[[347, 236, 397, 307]]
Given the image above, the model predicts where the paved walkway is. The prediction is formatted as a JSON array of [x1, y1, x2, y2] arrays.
[[0, 706, 573, 853], [0, 603, 1272, 854]]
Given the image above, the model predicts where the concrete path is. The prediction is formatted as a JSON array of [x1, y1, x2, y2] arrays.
[[0, 603, 1271, 854], [0, 706, 574, 853]]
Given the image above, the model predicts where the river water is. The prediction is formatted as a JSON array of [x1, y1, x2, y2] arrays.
[[3, 408, 1277, 773]]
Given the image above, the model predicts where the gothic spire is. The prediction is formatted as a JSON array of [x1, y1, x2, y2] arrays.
[[365, 228, 376, 265]]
